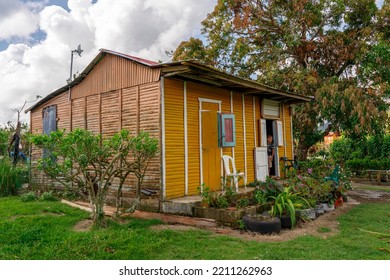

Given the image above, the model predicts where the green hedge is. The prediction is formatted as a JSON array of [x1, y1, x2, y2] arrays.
[[345, 158, 390, 175], [330, 134, 390, 163]]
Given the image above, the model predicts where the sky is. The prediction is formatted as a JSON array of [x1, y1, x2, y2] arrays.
[[0, 0, 217, 125], [0, 0, 385, 126]]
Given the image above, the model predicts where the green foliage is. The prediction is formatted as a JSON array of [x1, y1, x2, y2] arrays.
[[330, 134, 390, 171], [20, 191, 37, 202], [197, 185, 230, 209], [0, 158, 28, 197], [29, 129, 158, 227], [346, 158, 390, 175], [40, 191, 58, 202], [236, 198, 249, 209], [270, 187, 302, 227]]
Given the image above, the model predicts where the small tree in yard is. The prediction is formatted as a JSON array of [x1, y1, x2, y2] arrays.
[[30, 129, 158, 227]]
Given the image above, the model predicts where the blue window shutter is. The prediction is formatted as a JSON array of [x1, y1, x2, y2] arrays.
[[218, 113, 236, 147], [43, 105, 57, 135]]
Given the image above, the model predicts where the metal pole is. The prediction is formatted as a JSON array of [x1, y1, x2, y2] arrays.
[[69, 51, 74, 83]]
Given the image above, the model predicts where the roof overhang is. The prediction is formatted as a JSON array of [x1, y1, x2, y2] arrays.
[[154, 61, 312, 104]]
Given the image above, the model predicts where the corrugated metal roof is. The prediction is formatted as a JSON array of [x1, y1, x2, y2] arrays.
[[26, 48, 311, 113]]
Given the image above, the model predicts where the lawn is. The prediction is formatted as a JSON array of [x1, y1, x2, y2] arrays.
[[0, 197, 389, 260]]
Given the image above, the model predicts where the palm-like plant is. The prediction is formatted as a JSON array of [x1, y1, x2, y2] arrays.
[[270, 187, 308, 227]]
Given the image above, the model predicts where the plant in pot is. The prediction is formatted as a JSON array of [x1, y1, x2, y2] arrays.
[[270, 187, 307, 229]]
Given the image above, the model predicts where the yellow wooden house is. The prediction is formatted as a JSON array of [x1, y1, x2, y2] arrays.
[[27, 49, 310, 212]]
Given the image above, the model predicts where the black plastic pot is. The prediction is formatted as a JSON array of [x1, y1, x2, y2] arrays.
[[280, 215, 293, 229]]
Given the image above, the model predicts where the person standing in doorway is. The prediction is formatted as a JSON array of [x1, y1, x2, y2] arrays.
[[267, 135, 275, 176]]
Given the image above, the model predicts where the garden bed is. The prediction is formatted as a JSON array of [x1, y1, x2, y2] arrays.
[[193, 204, 271, 227]]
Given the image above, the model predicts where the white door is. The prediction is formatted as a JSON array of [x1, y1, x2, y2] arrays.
[[254, 147, 268, 181]]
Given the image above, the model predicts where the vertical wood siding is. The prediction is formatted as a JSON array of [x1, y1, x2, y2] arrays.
[[86, 95, 99, 134], [30, 92, 71, 185], [122, 86, 138, 135], [284, 104, 293, 159], [71, 98, 85, 130], [244, 95, 255, 183], [232, 93, 244, 179], [30, 54, 161, 192], [71, 54, 161, 99], [139, 82, 161, 189], [164, 79, 185, 198], [101, 91, 120, 137]]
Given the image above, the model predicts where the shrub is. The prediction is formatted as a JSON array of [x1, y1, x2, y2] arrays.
[[40, 191, 58, 201], [345, 158, 390, 175], [20, 191, 37, 202], [0, 158, 28, 197]]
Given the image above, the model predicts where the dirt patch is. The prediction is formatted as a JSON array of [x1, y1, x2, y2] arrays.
[[347, 189, 390, 203], [73, 219, 93, 232]]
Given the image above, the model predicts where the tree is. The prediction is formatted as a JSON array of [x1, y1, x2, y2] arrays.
[[30, 129, 158, 227], [173, 0, 390, 159]]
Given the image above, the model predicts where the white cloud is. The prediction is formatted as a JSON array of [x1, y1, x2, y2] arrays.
[[0, 0, 40, 40], [0, 0, 216, 125]]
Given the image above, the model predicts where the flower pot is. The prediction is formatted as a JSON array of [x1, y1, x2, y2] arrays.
[[334, 197, 343, 208], [280, 215, 293, 229]]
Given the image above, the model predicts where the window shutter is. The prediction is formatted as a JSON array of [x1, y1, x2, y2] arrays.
[[260, 119, 267, 147], [262, 99, 280, 119], [218, 113, 236, 147], [43, 105, 57, 135], [277, 120, 283, 146]]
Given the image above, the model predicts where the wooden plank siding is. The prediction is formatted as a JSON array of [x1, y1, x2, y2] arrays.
[[71, 54, 161, 99], [30, 92, 71, 186], [244, 95, 255, 183], [283, 104, 294, 159], [232, 93, 244, 183], [101, 91, 120, 137], [30, 54, 161, 193], [71, 98, 85, 130], [164, 79, 185, 198]]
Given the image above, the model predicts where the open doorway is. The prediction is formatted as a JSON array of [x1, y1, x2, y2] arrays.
[[266, 120, 279, 177]]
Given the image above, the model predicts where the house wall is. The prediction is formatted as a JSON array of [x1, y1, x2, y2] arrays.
[[163, 78, 293, 200], [30, 55, 161, 195]]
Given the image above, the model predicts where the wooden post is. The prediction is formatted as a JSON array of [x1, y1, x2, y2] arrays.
[[118, 89, 122, 130], [136, 85, 140, 134]]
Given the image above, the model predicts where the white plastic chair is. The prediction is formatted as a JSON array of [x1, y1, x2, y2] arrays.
[[222, 155, 245, 192]]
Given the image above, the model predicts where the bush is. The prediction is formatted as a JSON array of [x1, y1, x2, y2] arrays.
[[40, 191, 58, 201], [0, 158, 28, 197], [20, 191, 37, 202], [330, 134, 390, 165], [345, 158, 390, 175]]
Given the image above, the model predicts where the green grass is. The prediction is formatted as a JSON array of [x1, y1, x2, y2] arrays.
[[0, 197, 389, 260]]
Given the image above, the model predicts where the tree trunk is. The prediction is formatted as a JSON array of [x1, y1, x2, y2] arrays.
[[93, 197, 106, 227], [296, 139, 310, 161]]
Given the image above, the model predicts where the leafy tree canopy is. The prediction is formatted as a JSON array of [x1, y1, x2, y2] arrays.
[[173, 0, 390, 159]]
